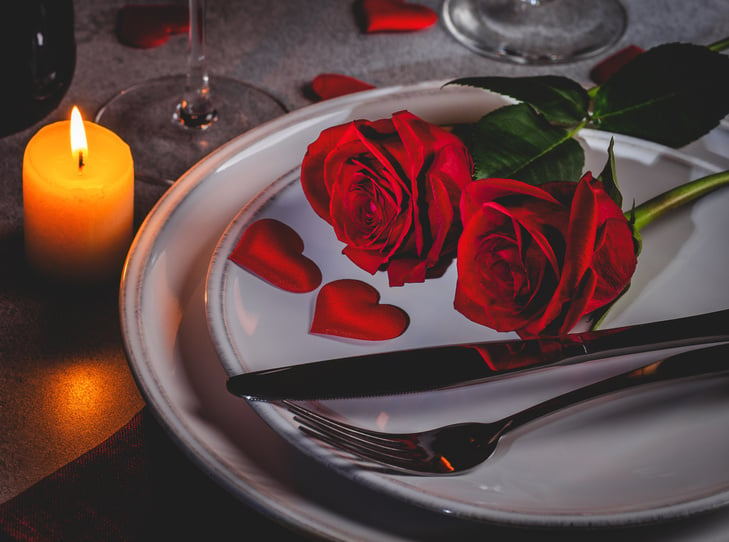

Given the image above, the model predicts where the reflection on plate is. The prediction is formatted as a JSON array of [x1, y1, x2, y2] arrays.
[[205, 89, 729, 526], [122, 81, 729, 540]]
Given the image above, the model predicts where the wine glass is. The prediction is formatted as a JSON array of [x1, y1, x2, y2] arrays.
[[442, 0, 627, 65], [95, 0, 286, 184]]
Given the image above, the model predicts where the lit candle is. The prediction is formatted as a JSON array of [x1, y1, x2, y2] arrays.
[[23, 106, 134, 282]]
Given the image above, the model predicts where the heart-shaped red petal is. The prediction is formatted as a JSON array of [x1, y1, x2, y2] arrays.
[[116, 5, 189, 49], [229, 218, 322, 293], [359, 0, 437, 32], [311, 73, 376, 101], [311, 279, 409, 340]]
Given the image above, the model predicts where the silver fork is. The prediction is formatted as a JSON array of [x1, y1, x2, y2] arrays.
[[284, 343, 729, 475]]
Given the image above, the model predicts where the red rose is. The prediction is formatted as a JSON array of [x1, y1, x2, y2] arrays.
[[301, 110, 473, 286], [455, 173, 637, 337]]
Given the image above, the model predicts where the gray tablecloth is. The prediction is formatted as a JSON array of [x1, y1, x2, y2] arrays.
[[1, 1, 729, 540]]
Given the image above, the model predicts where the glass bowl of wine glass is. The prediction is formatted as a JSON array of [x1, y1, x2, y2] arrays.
[[442, 0, 627, 65]]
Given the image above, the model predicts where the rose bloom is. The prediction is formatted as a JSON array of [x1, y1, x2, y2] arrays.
[[301, 110, 473, 286], [455, 173, 637, 337]]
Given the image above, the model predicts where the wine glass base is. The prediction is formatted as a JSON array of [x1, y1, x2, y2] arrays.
[[95, 75, 287, 183], [442, 0, 627, 65]]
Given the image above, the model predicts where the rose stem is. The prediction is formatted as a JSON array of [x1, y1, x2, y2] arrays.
[[629, 170, 729, 232]]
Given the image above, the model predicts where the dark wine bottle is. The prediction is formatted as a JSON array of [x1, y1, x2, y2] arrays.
[[1, 1, 76, 138]]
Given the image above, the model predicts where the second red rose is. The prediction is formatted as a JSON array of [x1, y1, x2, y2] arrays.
[[454, 173, 637, 337]]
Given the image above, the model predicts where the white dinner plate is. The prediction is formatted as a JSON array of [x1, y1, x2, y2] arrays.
[[121, 81, 729, 539], [204, 84, 729, 526]]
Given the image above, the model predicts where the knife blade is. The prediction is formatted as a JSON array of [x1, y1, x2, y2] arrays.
[[226, 308, 729, 401]]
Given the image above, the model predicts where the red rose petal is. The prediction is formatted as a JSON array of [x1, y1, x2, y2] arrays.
[[359, 0, 438, 33], [116, 5, 189, 49], [590, 45, 644, 84], [311, 73, 376, 101], [229, 218, 322, 293], [311, 279, 409, 340]]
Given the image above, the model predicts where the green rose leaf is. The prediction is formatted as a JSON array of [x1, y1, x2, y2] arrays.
[[449, 75, 590, 125], [467, 103, 584, 184], [592, 43, 729, 148]]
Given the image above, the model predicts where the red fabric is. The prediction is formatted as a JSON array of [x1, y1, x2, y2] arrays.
[[311, 74, 376, 100], [359, 0, 438, 32], [0, 408, 297, 542], [590, 45, 644, 84], [116, 5, 189, 48], [229, 218, 322, 293], [311, 279, 409, 340]]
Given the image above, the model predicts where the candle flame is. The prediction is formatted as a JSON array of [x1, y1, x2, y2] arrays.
[[70, 106, 88, 169]]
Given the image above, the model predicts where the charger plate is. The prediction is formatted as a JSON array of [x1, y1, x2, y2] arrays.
[[122, 81, 729, 539]]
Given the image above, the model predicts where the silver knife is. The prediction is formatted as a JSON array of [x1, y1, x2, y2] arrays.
[[226, 309, 729, 401]]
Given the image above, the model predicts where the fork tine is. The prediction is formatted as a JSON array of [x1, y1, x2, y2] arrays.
[[297, 424, 429, 472], [285, 401, 411, 452], [292, 414, 415, 458], [284, 402, 430, 471]]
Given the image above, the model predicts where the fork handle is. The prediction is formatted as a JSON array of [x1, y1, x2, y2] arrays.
[[508, 343, 729, 430]]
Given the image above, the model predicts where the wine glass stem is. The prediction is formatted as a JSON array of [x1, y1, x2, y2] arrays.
[[176, 0, 218, 129]]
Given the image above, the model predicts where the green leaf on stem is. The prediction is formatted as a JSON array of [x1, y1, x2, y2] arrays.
[[466, 104, 584, 184], [448, 75, 590, 125], [592, 43, 729, 148]]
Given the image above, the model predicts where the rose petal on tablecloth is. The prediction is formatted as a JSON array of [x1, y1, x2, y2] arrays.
[[311, 73, 376, 100], [358, 0, 438, 33], [590, 45, 645, 84]]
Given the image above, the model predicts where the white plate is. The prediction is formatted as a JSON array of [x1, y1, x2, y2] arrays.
[[203, 84, 729, 527], [121, 81, 729, 539]]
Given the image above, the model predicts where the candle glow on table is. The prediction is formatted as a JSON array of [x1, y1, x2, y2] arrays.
[[23, 107, 134, 282]]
